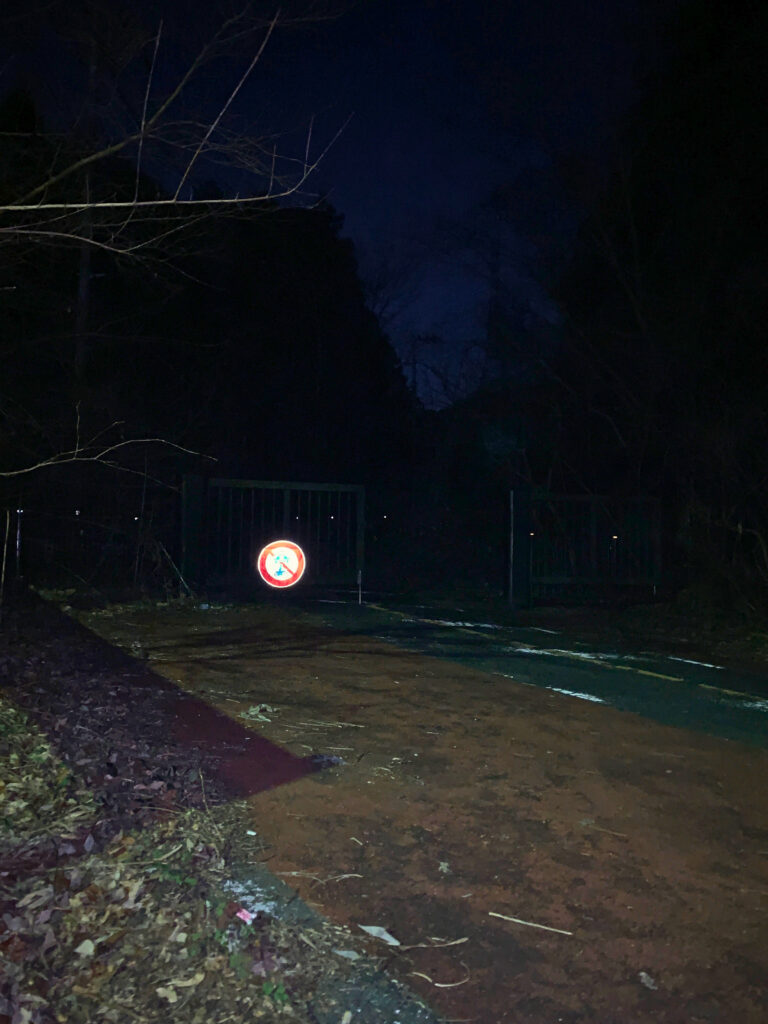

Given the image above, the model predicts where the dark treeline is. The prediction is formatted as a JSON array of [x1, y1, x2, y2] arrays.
[[0, 94, 417, 488], [0, 76, 423, 589], [557, 0, 768, 602], [429, 0, 768, 605]]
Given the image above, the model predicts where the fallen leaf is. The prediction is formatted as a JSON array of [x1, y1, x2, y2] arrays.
[[168, 972, 205, 988]]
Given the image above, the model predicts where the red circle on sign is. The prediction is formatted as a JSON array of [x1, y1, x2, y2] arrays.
[[257, 540, 306, 588]]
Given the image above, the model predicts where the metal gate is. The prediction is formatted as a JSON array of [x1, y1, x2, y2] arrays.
[[181, 477, 365, 589], [510, 490, 661, 604]]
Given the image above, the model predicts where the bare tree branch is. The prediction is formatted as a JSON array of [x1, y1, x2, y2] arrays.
[[173, 10, 280, 200], [0, 434, 214, 478], [132, 18, 163, 206]]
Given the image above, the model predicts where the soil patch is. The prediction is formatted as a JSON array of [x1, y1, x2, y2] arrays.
[[75, 597, 768, 1024]]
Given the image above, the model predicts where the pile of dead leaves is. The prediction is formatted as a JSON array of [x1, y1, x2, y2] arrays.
[[0, 592, 391, 1024], [0, 688, 378, 1024], [0, 691, 288, 1022]]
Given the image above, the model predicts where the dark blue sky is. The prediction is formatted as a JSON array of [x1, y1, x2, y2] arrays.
[[267, 1, 639, 242], [3, 0, 659, 404], [249, 0, 651, 402]]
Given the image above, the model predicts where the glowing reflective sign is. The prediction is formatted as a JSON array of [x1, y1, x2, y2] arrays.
[[257, 540, 306, 588]]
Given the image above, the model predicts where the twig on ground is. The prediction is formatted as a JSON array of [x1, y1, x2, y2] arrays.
[[488, 911, 573, 936], [401, 936, 469, 950], [276, 871, 363, 885]]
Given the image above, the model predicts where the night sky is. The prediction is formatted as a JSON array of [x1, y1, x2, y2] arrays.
[[2, 0, 661, 404], [250, 0, 653, 402]]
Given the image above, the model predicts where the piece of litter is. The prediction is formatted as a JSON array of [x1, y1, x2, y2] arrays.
[[639, 971, 658, 990], [489, 911, 573, 936], [246, 830, 258, 836], [359, 925, 400, 946], [311, 753, 346, 768], [240, 704, 277, 722], [341, 1012, 353, 1024], [439, 861, 450, 874], [579, 818, 627, 838], [334, 949, 361, 961], [236, 908, 254, 924]]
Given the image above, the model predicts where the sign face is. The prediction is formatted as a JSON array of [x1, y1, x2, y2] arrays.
[[257, 540, 306, 588]]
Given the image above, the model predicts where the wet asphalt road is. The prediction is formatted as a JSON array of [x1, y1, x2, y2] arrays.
[[305, 600, 768, 749]]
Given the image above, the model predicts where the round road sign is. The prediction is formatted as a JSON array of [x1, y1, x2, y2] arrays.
[[257, 539, 306, 588]]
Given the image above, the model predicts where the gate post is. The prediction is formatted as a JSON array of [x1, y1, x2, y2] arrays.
[[181, 475, 205, 586], [355, 486, 366, 579], [509, 488, 532, 608]]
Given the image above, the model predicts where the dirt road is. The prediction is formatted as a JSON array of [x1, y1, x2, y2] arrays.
[[82, 600, 768, 1023]]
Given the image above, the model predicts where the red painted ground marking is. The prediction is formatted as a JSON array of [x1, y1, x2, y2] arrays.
[[168, 692, 316, 797]]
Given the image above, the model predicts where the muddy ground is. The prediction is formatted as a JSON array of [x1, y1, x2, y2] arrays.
[[63, 597, 768, 1024]]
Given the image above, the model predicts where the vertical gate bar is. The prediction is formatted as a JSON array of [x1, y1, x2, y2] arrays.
[[328, 491, 333, 574], [652, 500, 662, 585], [227, 488, 234, 576], [355, 487, 365, 578], [214, 486, 222, 575], [335, 490, 341, 570], [233, 488, 238, 572], [508, 490, 515, 605], [249, 487, 255, 569], [241, 488, 247, 570], [210, 487, 216, 575], [346, 492, 352, 570], [218, 487, 224, 575], [237, 488, 242, 570], [180, 475, 203, 585], [315, 491, 321, 556], [209, 486, 216, 575], [218, 487, 223, 575], [320, 491, 326, 575]]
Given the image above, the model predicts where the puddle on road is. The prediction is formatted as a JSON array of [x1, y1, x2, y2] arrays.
[[80, 601, 768, 1024]]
